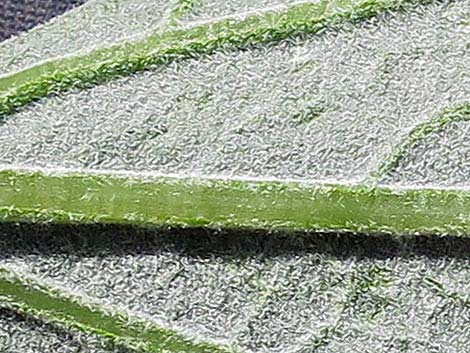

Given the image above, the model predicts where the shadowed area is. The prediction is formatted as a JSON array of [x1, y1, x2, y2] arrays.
[[0, 223, 469, 260]]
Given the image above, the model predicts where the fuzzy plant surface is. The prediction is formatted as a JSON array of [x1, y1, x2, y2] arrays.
[[0, 0, 470, 352], [0, 225, 469, 353], [0, 0, 470, 234]]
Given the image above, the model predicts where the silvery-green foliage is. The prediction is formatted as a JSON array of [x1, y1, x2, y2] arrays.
[[1, 227, 469, 353], [0, 0, 175, 76], [1, 0, 470, 352], [0, 308, 125, 353], [1, 0, 470, 187], [382, 120, 470, 187]]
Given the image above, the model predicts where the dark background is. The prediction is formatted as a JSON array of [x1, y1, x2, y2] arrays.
[[0, 0, 87, 42]]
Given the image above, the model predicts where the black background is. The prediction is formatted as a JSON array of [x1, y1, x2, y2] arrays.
[[0, 0, 87, 42]]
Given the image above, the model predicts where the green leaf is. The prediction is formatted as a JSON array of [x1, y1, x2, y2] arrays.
[[0, 268, 236, 353], [0, 0, 469, 235], [1, 1, 470, 352]]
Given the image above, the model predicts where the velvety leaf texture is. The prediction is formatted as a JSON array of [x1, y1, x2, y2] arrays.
[[0, 1, 469, 352]]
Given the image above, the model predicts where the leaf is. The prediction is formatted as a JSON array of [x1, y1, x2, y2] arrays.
[[0, 0, 469, 234], [0, 0, 358, 81], [1, 1, 470, 351], [0, 0, 175, 79], [0, 268, 234, 353]]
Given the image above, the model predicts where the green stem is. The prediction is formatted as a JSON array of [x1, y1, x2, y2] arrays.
[[0, 0, 429, 117], [0, 268, 234, 353], [1, 169, 470, 235], [371, 103, 470, 180]]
